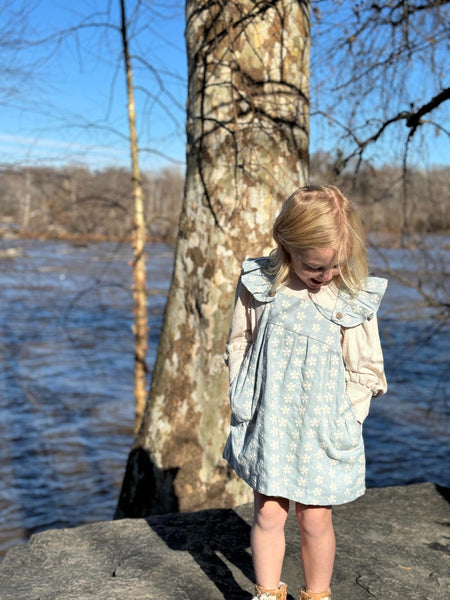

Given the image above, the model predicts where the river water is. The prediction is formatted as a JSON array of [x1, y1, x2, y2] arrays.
[[0, 237, 449, 559]]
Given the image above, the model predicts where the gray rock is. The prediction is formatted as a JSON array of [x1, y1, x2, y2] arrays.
[[0, 483, 448, 600]]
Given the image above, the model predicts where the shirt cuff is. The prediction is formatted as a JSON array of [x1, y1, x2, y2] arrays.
[[346, 380, 373, 424]]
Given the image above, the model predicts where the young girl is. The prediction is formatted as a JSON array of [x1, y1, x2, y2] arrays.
[[223, 185, 387, 600]]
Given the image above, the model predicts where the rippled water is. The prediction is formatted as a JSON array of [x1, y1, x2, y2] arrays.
[[0, 237, 449, 559]]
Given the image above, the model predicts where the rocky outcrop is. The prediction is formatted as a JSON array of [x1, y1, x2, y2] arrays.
[[0, 483, 448, 600]]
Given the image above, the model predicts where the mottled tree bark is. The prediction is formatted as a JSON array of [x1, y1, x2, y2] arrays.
[[116, 0, 310, 517]]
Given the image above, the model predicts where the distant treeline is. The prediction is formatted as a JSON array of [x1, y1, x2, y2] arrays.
[[310, 153, 449, 235], [0, 157, 448, 241], [0, 166, 184, 242]]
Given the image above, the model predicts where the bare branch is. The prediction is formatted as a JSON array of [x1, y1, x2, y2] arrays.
[[406, 86, 450, 133]]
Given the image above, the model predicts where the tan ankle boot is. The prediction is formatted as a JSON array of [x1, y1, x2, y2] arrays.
[[300, 587, 331, 600], [253, 581, 287, 600]]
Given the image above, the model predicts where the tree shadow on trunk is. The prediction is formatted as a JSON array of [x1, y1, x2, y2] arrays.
[[115, 447, 179, 518]]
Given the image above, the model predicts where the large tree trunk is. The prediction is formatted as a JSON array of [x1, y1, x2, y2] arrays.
[[116, 0, 310, 517]]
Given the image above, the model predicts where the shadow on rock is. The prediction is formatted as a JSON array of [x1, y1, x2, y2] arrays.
[[148, 506, 302, 600], [115, 447, 298, 599], [146, 508, 255, 599], [435, 484, 450, 503]]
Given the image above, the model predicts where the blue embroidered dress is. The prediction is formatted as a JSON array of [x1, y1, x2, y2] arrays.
[[223, 258, 387, 506]]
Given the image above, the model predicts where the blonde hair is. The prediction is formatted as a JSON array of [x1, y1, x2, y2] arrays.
[[267, 185, 368, 295]]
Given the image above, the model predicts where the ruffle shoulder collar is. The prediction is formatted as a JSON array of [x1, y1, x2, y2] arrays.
[[324, 276, 388, 327], [240, 257, 275, 303], [240, 257, 388, 324]]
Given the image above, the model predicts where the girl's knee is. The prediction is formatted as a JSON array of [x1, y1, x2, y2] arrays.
[[296, 504, 333, 538], [253, 493, 289, 532]]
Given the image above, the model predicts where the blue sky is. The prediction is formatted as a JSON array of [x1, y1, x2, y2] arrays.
[[1, 0, 448, 172], [1, 0, 187, 171]]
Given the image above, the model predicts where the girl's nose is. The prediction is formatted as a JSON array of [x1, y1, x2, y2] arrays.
[[320, 269, 334, 282]]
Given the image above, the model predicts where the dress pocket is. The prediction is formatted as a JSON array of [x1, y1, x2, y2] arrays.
[[321, 390, 364, 461], [229, 350, 254, 423], [228, 305, 270, 424]]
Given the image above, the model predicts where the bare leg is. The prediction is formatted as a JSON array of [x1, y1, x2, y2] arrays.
[[251, 491, 290, 589], [296, 504, 335, 592]]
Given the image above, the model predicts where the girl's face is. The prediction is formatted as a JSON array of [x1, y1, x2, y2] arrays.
[[288, 246, 340, 291]]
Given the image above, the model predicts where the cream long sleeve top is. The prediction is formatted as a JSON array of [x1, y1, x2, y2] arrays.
[[225, 277, 387, 424]]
